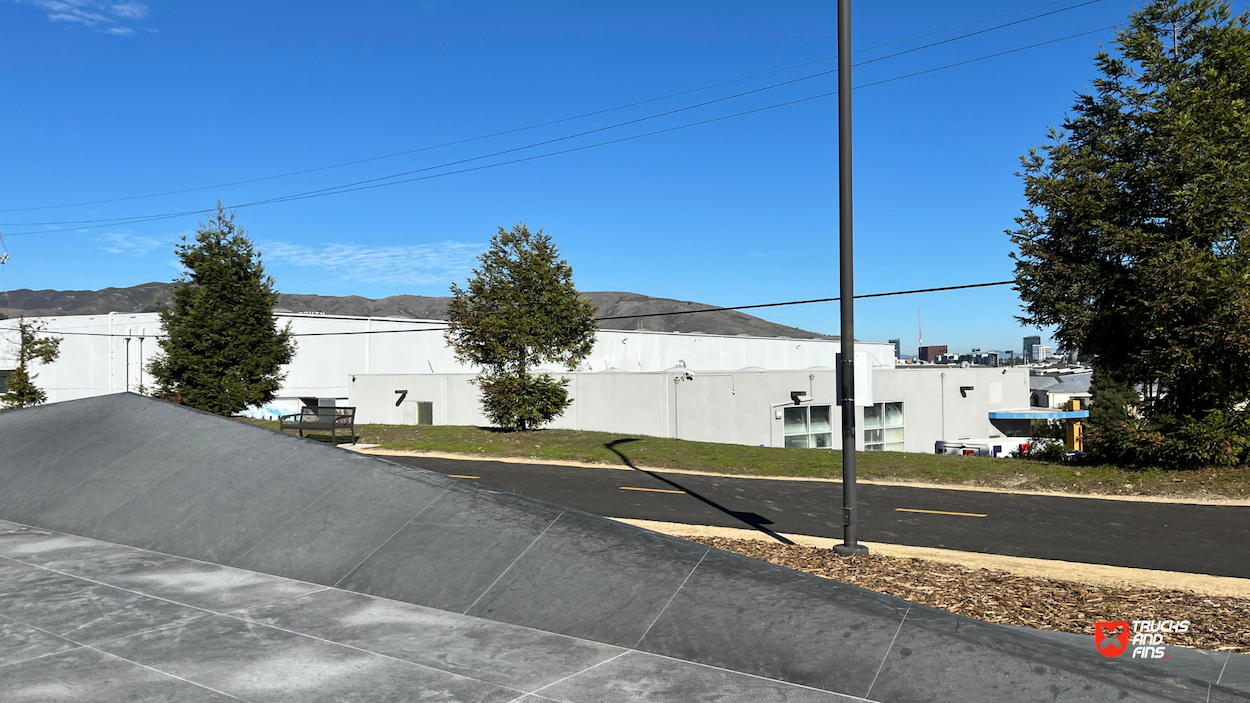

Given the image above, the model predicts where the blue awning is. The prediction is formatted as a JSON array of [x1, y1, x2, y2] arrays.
[[989, 409, 1089, 420]]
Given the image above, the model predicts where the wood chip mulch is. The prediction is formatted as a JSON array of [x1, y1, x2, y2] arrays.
[[689, 537, 1250, 653]]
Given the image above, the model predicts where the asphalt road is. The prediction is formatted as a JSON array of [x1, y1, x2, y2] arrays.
[[384, 455, 1250, 579]]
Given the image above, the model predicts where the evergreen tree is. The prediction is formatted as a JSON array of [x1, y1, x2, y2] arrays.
[[445, 224, 597, 430], [1, 319, 62, 409], [1011, 0, 1250, 465], [148, 205, 295, 415], [1085, 366, 1139, 461]]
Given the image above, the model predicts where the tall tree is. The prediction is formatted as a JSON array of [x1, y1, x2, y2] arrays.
[[446, 224, 597, 430], [1, 319, 62, 410], [1012, 0, 1250, 465], [148, 205, 295, 415]]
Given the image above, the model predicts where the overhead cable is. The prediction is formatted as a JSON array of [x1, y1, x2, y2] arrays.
[[0, 24, 1117, 237], [0, 0, 1106, 215], [32, 279, 1016, 339]]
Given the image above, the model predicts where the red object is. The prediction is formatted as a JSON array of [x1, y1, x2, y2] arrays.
[[1095, 621, 1129, 658]]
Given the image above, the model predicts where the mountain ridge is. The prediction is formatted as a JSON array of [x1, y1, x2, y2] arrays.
[[0, 282, 831, 339]]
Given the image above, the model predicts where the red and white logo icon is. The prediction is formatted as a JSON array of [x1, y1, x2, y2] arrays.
[[1095, 620, 1130, 658]]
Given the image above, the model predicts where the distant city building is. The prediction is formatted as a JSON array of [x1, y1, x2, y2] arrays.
[[889, 338, 901, 360], [1023, 335, 1041, 361], [1032, 345, 1052, 361], [918, 345, 948, 362], [933, 351, 1000, 367]]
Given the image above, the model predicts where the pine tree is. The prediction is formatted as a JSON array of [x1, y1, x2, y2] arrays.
[[148, 205, 295, 415], [445, 224, 597, 430], [1, 319, 62, 410], [1011, 0, 1250, 465]]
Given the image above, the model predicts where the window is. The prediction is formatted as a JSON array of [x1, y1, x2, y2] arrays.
[[864, 401, 904, 451], [783, 405, 833, 449]]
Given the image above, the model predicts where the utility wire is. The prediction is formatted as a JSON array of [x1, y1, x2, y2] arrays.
[[32, 280, 1016, 339], [3, 4, 1108, 229], [0, 0, 1104, 215], [0, 24, 1117, 237], [596, 280, 1016, 321]]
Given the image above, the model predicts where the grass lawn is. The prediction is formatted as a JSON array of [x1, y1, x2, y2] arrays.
[[239, 419, 1250, 500]]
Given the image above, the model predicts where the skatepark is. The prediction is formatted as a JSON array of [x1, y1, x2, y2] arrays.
[[1, 394, 1246, 702]]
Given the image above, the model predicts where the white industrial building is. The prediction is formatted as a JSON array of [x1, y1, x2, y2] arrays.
[[0, 311, 1043, 454]]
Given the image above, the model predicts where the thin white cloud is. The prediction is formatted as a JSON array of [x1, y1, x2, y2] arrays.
[[18, 0, 149, 34], [109, 1, 145, 19], [262, 241, 485, 286], [99, 231, 171, 255]]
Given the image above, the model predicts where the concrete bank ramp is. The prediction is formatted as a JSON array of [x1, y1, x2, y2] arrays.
[[0, 393, 1243, 702]]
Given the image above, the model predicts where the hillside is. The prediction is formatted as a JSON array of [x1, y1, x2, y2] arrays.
[[0, 283, 830, 339]]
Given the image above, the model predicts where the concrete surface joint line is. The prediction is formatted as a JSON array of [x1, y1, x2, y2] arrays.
[[865, 605, 910, 700], [463, 509, 567, 615], [41, 430, 172, 507], [220, 608, 533, 699], [516, 650, 631, 701], [0, 644, 86, 671], [229, 469, 358, 564], [0, 553, 221, 617], [330, 483, 454, 589], [633, 546, 711, 649], [0, 608, 251, 702], [221, 586, 334, 616]]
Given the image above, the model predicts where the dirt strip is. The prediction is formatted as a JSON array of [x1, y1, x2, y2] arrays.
[[688, 536, 1250, 653], [613, 518, 1250, 598]]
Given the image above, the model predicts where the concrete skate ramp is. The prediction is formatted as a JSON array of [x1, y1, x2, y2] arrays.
[[0, 394, 1242, 703]]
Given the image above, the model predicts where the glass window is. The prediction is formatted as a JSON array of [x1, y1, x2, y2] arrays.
[[885, 402, 904, 428], [784, 434, 810, 448], [809, 406, 832, 433], [864, 402, 904, 452], [863, 404, 882, 429], [782, 405, 833, 450], [783, 407, 808, 435]]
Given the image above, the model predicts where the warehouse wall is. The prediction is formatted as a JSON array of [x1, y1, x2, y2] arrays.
[[4, 313, 891, 406]]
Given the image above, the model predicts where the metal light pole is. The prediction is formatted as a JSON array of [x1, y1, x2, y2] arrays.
[[833, 0, 868, 557]]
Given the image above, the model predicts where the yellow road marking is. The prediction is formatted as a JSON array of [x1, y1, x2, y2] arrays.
[[896, 508, 987, 518], [620, 487, 686, 494], [448, 474, 480, 479]]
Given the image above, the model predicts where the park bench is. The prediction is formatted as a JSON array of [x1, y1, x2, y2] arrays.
[[279, 406, 356, 444]]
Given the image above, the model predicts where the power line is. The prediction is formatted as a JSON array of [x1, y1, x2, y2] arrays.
[[3, 5, 1108, 229], [29, 279, 1016, 339], [0, 24, 1117, 237], [0, 0, 1105, 215], [595, 280, 1016, 321]]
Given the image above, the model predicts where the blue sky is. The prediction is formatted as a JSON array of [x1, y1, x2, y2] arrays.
[[1, 0, 1134, 354]]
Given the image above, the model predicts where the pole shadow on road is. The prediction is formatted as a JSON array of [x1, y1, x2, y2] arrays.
[[605, 438, 795, 545]]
